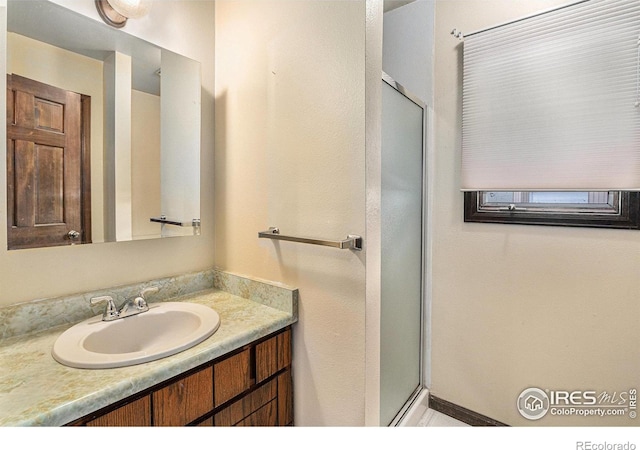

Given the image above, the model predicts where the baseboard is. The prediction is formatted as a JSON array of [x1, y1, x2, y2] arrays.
[[428, 394, 508, 426]]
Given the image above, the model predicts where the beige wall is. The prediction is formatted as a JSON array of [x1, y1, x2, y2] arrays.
[[215, 0, 367, 426], [433, 0, 640, 426], [0, 0, 215, 305]]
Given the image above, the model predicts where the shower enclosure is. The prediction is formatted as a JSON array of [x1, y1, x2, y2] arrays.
[[380, 72, 427, 426]]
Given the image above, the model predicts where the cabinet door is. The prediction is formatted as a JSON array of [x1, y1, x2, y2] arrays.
[[152, 366, 213, 426], [214, 348, 252, 407], [277, 369, 293, 426], [86, 396, 151, 426], [255, 328, 291, 383], [214, 378, 277, 426]]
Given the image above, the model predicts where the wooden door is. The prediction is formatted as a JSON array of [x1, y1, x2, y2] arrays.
[[7, 74, 90, 249]]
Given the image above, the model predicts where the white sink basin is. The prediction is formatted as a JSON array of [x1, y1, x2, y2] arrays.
[[52, 302, 220, 369]]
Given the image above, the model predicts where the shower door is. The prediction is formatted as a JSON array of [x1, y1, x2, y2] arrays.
[[380, 73, 426, 426]]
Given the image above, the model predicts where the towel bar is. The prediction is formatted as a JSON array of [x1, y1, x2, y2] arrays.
[[258, 227, 362, 251], [150, 217, 201, 227]]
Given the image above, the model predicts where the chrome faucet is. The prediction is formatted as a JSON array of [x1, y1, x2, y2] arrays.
[[90, 286, 159, 321]]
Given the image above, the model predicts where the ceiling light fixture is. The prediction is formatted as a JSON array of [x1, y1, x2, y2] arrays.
[[95, 0, 151, 28]]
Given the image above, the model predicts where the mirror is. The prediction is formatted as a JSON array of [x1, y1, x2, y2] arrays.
[[6, 0, 201, 250]]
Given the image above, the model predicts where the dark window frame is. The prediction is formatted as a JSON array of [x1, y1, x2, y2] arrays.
[[464, 191, 640, 229]]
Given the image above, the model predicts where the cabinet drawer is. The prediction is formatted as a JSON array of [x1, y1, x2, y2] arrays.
[[255, 328, 291, 383], [214, 378, 277, 426], [236, 399, 278, 426], [152, 366, 213, 426], [86, 395, 151, 426], [214, 348, 252, 407]]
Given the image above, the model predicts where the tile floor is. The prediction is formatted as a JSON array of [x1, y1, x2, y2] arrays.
[[416, 409, 470, 427]]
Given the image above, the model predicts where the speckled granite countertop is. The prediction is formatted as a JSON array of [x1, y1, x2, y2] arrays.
[[0, 270, 298, 426]]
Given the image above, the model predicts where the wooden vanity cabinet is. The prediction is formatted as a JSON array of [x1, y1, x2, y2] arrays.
[[71, 327, 292, 427]]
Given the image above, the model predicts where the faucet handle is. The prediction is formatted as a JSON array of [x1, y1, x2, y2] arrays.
[[90, 295, 119, 321], [140, 286, 159, 300], [132, 286, 158, 311]]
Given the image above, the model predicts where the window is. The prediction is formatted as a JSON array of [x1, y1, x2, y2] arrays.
[[460, 1, 640, 230], [464, 191, 640, 229]]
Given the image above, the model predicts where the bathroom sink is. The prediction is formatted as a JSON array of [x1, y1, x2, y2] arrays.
[[52, 302, 220, 369]]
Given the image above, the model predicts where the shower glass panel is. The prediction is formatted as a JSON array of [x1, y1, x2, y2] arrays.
[[380, 75, 425, 426]]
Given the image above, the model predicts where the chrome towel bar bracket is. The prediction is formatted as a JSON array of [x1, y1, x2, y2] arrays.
[[258, 227, 363, 251]]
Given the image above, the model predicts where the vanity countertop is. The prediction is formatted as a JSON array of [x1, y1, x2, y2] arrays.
[[0, 286, 296, 426]]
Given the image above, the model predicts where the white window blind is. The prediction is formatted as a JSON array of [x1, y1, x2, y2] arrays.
[[461, 0, 640, 191]]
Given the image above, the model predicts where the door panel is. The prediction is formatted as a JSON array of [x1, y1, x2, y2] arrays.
[[7, 74, 86, 249], [35, 98, 65, 132], [35, 144, 65, 224]]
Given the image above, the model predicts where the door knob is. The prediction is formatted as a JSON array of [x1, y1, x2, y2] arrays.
[[68, 230, 80, 240]]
